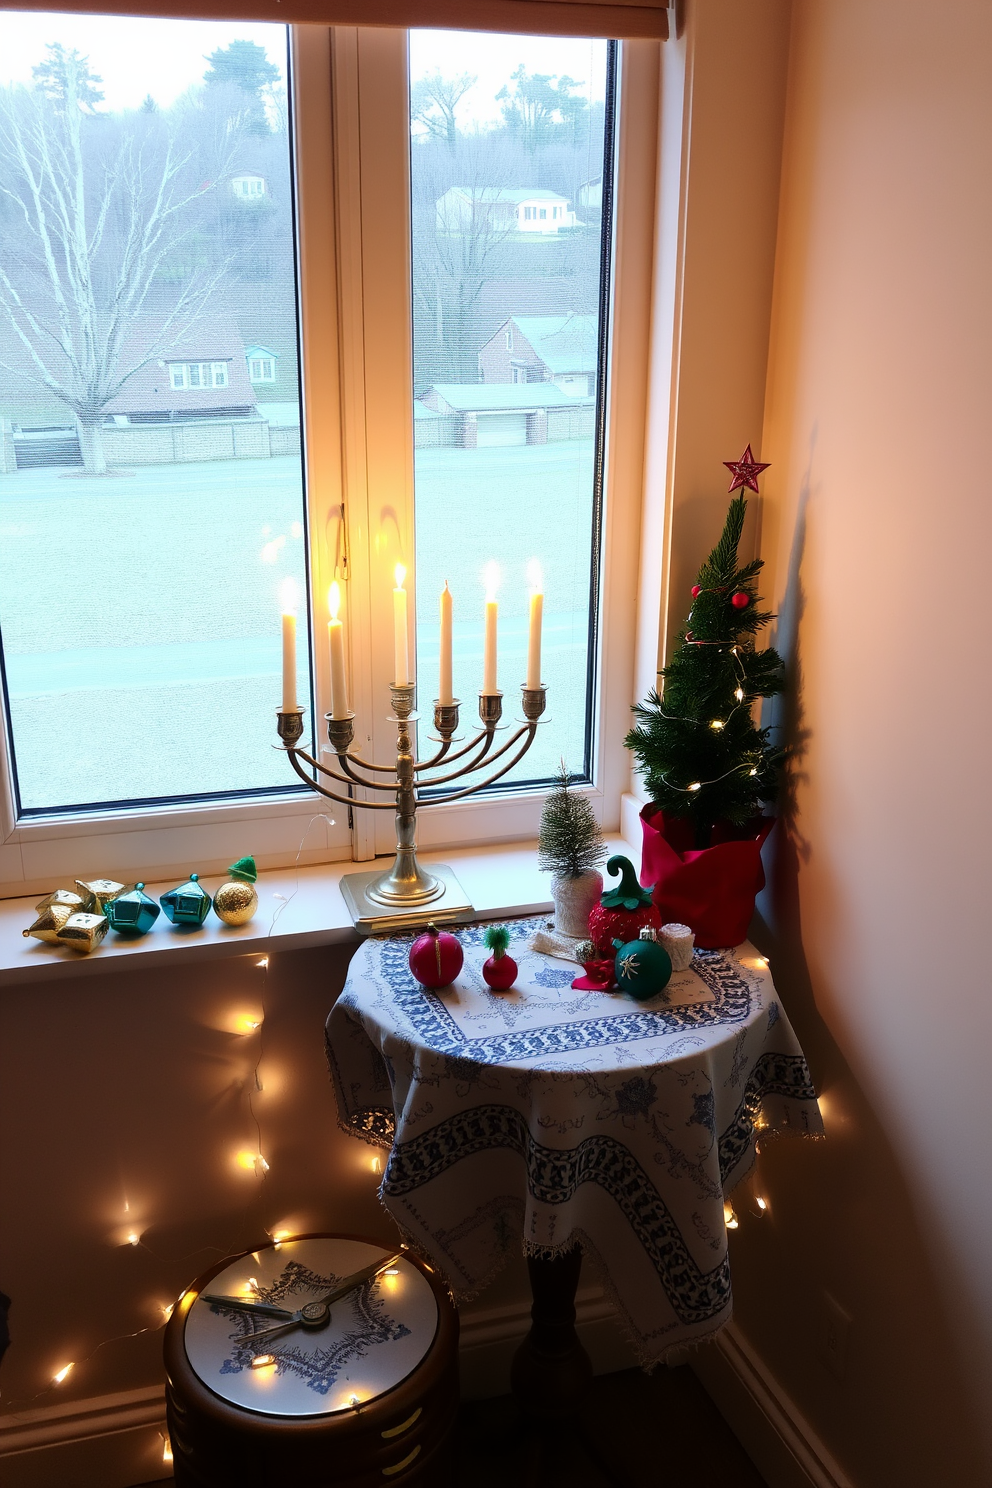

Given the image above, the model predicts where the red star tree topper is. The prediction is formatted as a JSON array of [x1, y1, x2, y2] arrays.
[[723, 443, 770, 493]]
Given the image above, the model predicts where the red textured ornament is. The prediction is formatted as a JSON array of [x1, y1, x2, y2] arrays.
[[723, 443, 770, 494], [690, 585, 701, 598], [483, 952, 518, 990], [409, 923, 464, 989], [731, 591, 750, 609], [587, 855, 662, 956]]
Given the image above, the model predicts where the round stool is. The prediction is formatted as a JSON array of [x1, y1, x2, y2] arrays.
[[163, 1232, 459, 1487]]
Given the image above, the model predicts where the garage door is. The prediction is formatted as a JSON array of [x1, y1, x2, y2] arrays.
[[476, 413, 527, 447]]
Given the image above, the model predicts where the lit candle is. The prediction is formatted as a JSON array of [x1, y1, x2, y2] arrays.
[[526, 560, 543, 690], [393, 564, 409, 686], [439, 581, 453, 705], [279, 578, 298, 712], [328, 581, 348, 719], [482, 562, 499, 695]]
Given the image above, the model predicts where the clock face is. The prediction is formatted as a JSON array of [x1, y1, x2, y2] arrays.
[[183, 1238, 439, 1418]]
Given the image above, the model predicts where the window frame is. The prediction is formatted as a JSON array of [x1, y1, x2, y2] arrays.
[[0, 22, 661, 898]]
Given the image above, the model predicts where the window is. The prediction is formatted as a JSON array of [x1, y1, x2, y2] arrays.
[[410, 30, 614, 787], [250, 358, 276, 382], [0, 18, 655, 893], [0, 14, 311, 821]]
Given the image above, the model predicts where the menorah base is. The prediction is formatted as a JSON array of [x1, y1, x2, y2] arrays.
[[339, 863, 474, 934]]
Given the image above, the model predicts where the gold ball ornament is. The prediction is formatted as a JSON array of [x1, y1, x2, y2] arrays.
[[212, 855, 259, 926], [213, 880, 258, 926]]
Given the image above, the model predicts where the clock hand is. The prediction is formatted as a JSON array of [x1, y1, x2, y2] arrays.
[[237, 1250, 408, 1346], [202, 1295, 296, 1320]]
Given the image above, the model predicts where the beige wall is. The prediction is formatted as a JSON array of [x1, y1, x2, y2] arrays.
[[730, 0, 992, 1481]]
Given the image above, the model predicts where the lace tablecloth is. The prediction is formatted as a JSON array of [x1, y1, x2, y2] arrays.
[[325, 918, 821, 1361]]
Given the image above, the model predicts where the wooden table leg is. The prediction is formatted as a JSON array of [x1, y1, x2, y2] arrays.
[[510, 1246, 593, 1422]]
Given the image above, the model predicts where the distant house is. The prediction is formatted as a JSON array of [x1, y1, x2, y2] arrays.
[[231, 174, 267, 201], [577, 175, 603, 212], [478, 315, 598, 397], [245, 344, 279, 385], [419, 382, 594, 448], [435, 187, 577, 237], [103, 321, 257, 424]]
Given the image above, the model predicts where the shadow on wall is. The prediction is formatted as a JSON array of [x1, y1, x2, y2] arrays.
[[726, 452, 992, 1484]]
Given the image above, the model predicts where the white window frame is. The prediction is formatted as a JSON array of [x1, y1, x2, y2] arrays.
[[212, 362, 229, 387], [168, 363, 187, 390], [250, 357, 276, 383], [0, 23, 660, 898]]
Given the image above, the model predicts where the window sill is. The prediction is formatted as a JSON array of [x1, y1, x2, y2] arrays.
[[0, 832, 634, 988]]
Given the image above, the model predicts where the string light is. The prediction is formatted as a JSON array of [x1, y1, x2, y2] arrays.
[[126, 1232, 139, 1246], [709, 720, 725, 731], [271, 1230, 292, 1248], [250, 1353, 277, 1369], [370, 1155, 382, 1174], [723, 1203, 739, 1231], [52, 1364, 74, 1385], [756, 1196, 768, 1214], [161, 1434, 173, 1465], [256, 957, 269, 969], [735, 688, 744, 701], [688, 782, 701, 792], [349, 1394, 361, 1408], [749, 767, 757, 776], [161, 1303, 174, 1321]]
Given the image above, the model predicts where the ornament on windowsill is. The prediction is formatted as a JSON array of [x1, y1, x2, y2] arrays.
[[75, 879, 125, 914], [23, 900, 76, 944], [212, 856, 259, 927], [161, 872, 212, 927], [481, 925, 517, 991], [58, 912, 109, 954], [614, 926, 673, 1002], [587, 855, 661, 956], [106, 883, 161, 937], [408, 923, 463, 989]]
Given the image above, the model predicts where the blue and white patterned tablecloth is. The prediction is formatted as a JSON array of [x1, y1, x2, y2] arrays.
[[325, 918, 821, 1362]]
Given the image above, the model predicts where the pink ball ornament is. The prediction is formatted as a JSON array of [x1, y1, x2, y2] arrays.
[[731, 591, 750, 609], [409, 923, 464, 989]]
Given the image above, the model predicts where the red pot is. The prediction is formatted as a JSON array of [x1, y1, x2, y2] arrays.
[[639, 806, 775, 950]]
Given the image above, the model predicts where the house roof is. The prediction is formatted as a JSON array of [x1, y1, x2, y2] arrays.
[[424, 384, 594, 413], [245, 344, 279, 360], [445, 187, 568, 204], [103, 318, 256, 414], [413, 401, 442, 419], [509, 315, 599, 374]]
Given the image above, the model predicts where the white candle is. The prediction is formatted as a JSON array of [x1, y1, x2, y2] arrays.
[[439, 581, 453, 705], [327, 581, 349, 719], [526, 560, 543, 690], [279, 577, 298, 712], [393, 563, 409, 686], [482, 561, 499, 694]]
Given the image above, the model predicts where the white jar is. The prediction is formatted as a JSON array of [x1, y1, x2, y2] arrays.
[[551, 870, 603, 939]]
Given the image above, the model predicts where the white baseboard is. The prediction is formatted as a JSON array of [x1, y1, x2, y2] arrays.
[[691, 1322, 854, 1488], [0, 1385, 169, 1488]]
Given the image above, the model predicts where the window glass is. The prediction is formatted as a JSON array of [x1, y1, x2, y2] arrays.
[[409, 31, 614, 786], [0, 13, 309, 814]]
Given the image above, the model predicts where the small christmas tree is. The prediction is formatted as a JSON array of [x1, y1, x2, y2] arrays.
[[538, 762, 606, 879], [625, 471, 785, 850]]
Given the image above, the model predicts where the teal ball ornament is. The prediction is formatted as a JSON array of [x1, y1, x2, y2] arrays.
[[161, 872, 211, 926], [105, 882, 161, 937], [614, 929, 673, 1002]]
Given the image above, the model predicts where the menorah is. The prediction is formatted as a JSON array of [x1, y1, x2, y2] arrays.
[[276, 683, 547, 932]]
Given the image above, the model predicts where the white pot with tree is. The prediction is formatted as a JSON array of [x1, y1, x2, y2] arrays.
[[538, 763, 607, 939]]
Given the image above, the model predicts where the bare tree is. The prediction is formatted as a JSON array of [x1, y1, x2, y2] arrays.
[[410, 72, 476, 152], [0, 45, 235, 472]]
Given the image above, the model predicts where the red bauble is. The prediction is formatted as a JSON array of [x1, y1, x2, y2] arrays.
[[690, 585, 701, 598], [587, 854, 662, 956], [409, 924, 464, 988], [483, 952, 518, 990], [731, 591, 750, 609]]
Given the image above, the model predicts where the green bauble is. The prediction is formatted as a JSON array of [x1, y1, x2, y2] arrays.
[[614, 931, 673, 1002]]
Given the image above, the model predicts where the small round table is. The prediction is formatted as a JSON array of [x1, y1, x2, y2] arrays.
[[325, 916, 821, 1403], [163, 1233, 459, 1487]]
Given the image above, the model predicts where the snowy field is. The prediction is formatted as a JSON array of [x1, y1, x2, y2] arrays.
[[0, 442, 596, 810]]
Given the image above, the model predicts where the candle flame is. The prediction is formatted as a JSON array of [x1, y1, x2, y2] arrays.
[[394, 563, 406, 590], [279, 577, 298, 614], [483, 561, 500, 602], [527, 559, 543, 592], [328, 581, 341, 621]]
